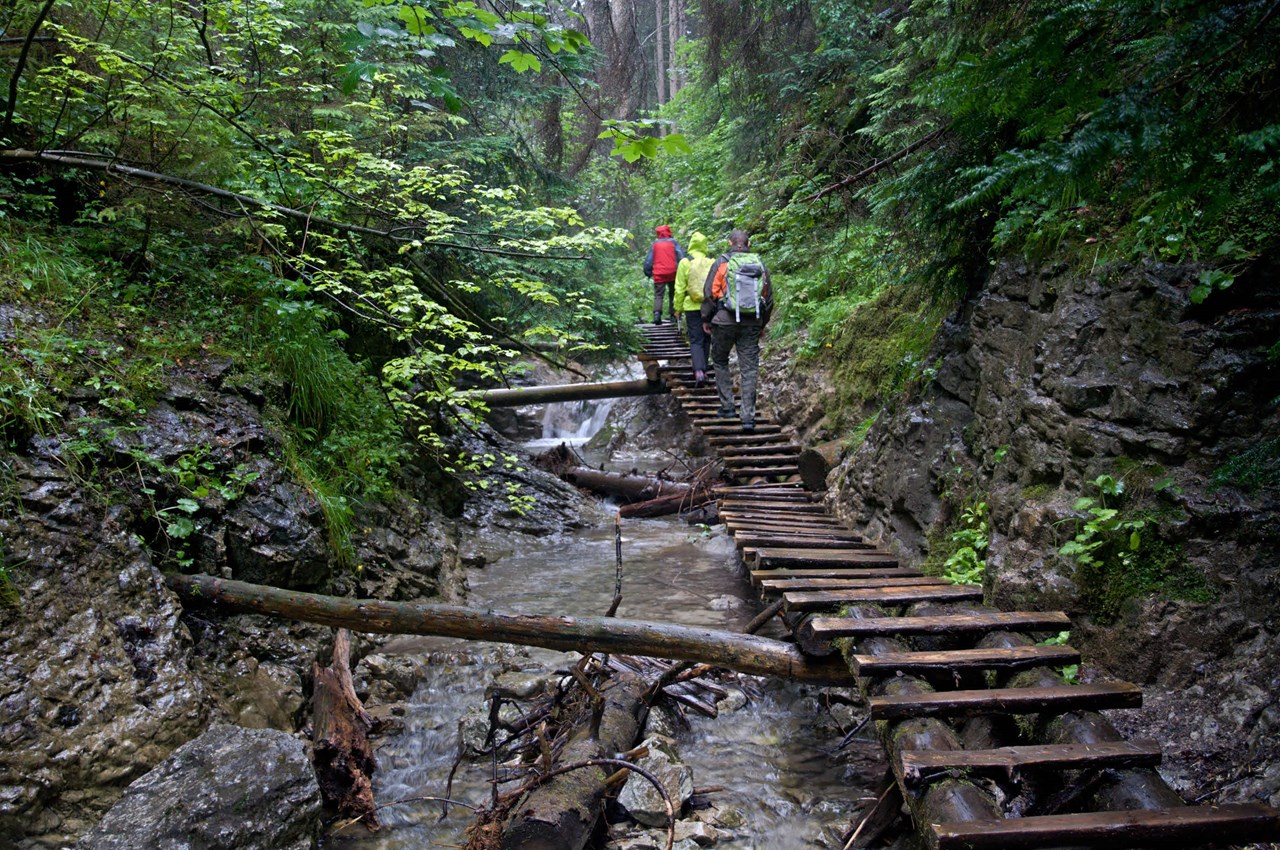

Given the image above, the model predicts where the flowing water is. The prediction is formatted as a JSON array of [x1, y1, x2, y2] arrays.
[[329, 396, 883, 849], [328, 517, 883, 849]]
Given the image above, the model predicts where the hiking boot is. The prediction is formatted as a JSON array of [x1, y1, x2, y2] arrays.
[[694, 370, 706, 385], [741, 421, 755, 432], [715, 407, 736, 419], [653, 314, 663, 325]]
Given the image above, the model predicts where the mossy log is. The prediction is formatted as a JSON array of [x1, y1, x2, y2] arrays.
[[167, 574, 849, 684], [464, 376, 668, 407], [500, 672, 648, 850]]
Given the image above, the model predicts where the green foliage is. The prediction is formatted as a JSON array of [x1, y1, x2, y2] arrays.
[[942, 501, 988, 586], [1037, 631, 1079, 683], [1059, 473, 1214, 622], [1212, 437, 1280, 493]]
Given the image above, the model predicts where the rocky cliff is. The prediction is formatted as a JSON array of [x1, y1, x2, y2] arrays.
[[782, 259, 1280, 809]]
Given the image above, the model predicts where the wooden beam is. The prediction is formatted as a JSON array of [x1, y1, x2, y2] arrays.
[[784, 584, 982, 612], [900, 740, 1162, 784], [868, 682, 1143, 721], [851, 644, 1081, 675], [808, 611, 1071, 639], [931, 803, 1280, 850]]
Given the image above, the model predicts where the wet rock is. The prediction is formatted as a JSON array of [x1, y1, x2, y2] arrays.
[[674, 820, 721, 845], [618, 735, 695, 827], [224, 482, 330, 590], [354, 653, 431, 703], [715, 688, 748, 713], [78, 723, 320, 850]]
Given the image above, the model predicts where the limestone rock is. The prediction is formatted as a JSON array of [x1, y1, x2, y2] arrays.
[[78, 724, 321, 850]]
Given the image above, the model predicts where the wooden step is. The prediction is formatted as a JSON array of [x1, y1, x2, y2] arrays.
[[718, 500, 826, 513], [808, 610, 1072, 639], [784, 584, 983, 612], [851, 644, 1081, 675], [700, 423, 783, 435], [722, 453, 802, 467], [720, 509, 841, 523], [726, 466, 802, 479], [750, 567, 925, 583], [734, 533, 874, 551], [759, 576, 950, 593], [723, 519, 856, 537], [900, 740, 1162, 785], [719, 444, 803, 457], [868, 682, 1143, 721], [732, 517, 860, 537], [931, 803, 1280, 849], [753, 548, 900, 568], [708, 433, 792, 447]]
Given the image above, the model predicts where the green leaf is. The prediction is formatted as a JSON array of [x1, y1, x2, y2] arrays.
[[498, 50, 542, 74], [399, 5, 435, 36]]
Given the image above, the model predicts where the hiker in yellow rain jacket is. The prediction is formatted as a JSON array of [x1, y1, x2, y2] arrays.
[[673, 231, 714, 384]]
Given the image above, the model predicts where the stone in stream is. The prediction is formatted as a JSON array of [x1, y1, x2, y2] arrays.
[[617, 735, 695, 828], [78, 724, 321, 850]]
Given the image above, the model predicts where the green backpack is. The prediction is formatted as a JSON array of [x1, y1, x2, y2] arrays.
[[722, 252, 768, 320]]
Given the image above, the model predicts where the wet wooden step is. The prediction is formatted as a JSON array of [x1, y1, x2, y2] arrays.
[[719, 444, 804, 457], [718, 500, 826, 513], [726, 466, 802, 479], [852, 644, 1081, 675], [750, 567, 925, 583], [900, 740, 1162, 785], [868, 682, 1143, 721], [734, 533, 874, 551], [931, 803, 1280, 850], [708, 433, 792, 447], [721, 511, 843, 526], [720, 456, 799, 467], [753, 548, 900, 569], [808, 610, 1072, 639], [759, 576, 950, 593], [700, 423, 783, 436], [784, 584, 983, 612], [725, 522, 861, 540]]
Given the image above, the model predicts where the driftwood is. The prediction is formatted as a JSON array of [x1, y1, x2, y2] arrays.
[[617, 487, 714, 518], [312, 629, 379, 829], [166, 574, 849, 684], [499, 671, 650, 850], [561, 467, 691, 504]]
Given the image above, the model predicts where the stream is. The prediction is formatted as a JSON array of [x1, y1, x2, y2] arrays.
[[329, 397, 884, 849]]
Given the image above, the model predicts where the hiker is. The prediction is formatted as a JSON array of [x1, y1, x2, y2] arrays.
[[701, 229, 773, 430], [673, 231, 714, 384], [643, 224, 685, 324]]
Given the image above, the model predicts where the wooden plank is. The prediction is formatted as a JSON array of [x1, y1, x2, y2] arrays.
[[759, 576, 950, 593], [750, 567, 925, 583], [900, 740, 1162, 784], [719, 501, 826, 514], [734, 534, 873, 551], [784, 584, 982, 612], [755, 548, 900, 569], [724, 522, 858, 539], [700, 423, 783, 435], [852, 644, 1081, 675], [808, 610, 1072, 639], [868, 682, 1143, 721], [931, 803, 1280, 850], [723, 454, 803, 467], [708, 434, 792, 447], [721, 511, 842, 526], [726, 466, 802, 478], [719, 444, 804, 457]]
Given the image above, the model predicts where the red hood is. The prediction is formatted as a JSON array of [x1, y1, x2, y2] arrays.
[[655, 225, 672, 238]]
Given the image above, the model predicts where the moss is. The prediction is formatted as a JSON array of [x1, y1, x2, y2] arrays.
[[1074, 536, 1216, 623], [1020, 483, 1054, 501]]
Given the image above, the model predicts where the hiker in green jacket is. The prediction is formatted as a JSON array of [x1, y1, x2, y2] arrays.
[[673, 231, 714, 384]]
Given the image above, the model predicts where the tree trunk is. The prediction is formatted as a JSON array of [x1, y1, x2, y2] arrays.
[[556, 466, 691, 504], [465, 376, 668, 407], [312, 629, 379, 829], [797, 439, 844, 492], [654, 0, 666, 115], [166, 574, 850, 684]]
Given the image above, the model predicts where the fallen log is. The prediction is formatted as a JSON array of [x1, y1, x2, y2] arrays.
[[617, 487, 714, 518], [797, 439, 844, 492], [312, 629, 379, 829], [166, 574, 849, 684], [463, 377, 668, 407], [560, 467, 691, 504]]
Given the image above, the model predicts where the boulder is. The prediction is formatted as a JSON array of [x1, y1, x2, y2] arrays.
[[79, 724, 321, 850]]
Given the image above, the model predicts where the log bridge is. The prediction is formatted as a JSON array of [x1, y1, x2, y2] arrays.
[[628, 320, 1280, 849]]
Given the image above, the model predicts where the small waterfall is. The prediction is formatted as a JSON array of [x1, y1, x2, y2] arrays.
[[540, 396, 616, 441]]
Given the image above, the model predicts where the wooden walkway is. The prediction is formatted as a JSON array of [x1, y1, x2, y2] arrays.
[[637, 321, 1280, 849]]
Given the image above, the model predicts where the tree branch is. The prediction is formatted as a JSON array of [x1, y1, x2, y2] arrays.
[[801, 124, 952, 203], [1, 0, 58, 141]]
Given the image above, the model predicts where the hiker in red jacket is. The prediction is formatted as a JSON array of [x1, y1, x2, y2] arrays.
[[643, 224, 686, 325]]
